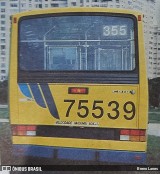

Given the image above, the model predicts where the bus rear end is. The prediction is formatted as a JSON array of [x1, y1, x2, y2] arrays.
[[9, 8, 148, 164]]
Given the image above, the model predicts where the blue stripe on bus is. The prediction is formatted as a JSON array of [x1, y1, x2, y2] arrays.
[[40, 84, 59, 119], [12, 145, 54, 158], [12, 145, 146, 164], [29, 84, 46, 108], [57, 148, 95, 161], [18, 84, 32, 98]]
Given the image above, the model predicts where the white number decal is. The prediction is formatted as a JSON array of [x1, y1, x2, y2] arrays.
[[111, 26, 119, 36], [103, 26, 110, 36], [119, 26, 127, 35], [103, 25, 127, 36]]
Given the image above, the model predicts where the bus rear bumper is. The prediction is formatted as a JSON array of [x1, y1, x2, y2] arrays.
[[12, 145, 146, 164]]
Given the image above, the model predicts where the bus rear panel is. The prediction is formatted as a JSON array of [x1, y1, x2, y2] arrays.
[[9, 8, 148, 164]]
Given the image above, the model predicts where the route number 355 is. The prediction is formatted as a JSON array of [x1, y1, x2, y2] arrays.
[[103, 25, 127, 36]]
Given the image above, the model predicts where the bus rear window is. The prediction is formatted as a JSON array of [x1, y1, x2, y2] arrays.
[[19, 14, 136, 71]]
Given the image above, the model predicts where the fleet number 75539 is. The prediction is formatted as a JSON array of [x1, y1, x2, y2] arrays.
[[64, 100, 136, 120]]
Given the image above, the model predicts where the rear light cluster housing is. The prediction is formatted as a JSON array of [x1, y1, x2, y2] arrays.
[[12, 125, 37, 136], [120, 129, 146, 142], [12, 125, 146, 143]]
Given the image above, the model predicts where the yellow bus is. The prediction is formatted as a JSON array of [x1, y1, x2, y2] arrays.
[[9, 7, 148, 164]]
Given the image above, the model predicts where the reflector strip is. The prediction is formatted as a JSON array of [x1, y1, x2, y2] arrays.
[[135, 155, 141, 160]]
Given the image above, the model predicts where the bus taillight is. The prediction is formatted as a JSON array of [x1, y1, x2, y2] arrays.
[[12, 125, 37, 136], [120, 129, 146, 142]]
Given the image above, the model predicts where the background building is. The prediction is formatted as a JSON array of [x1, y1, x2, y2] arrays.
[[153, 26, 160, 78], [0, 0, 159, 81]]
